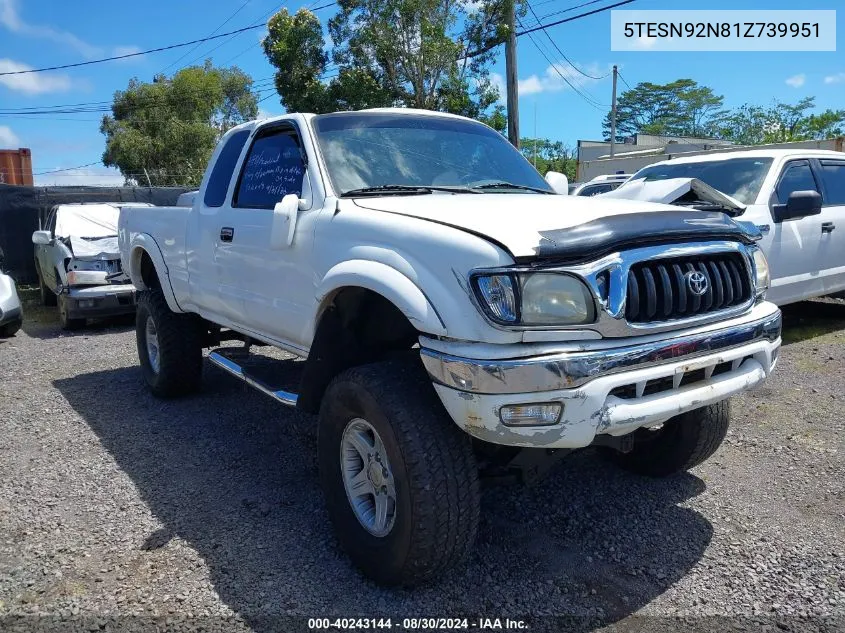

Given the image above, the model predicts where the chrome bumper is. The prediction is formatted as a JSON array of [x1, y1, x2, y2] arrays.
[[421, 310, 782, 395]]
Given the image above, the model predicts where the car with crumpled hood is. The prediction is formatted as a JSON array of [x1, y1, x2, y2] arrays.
[[32, 203, 144, 329]]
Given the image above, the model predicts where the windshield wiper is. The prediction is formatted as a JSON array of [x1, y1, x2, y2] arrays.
[[340, 184, 479, 197], [469, 181, 553, 194]]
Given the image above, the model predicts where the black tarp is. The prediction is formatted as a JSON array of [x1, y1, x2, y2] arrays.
[[0, 185, 187, 284]]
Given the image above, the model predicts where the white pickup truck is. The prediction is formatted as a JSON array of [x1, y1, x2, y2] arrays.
[[605, 149, 845, 306], [119, 109, 781, 586]]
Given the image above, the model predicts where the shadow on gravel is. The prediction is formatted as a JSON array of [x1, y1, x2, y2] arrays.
[[780, 300, 845, 345], [54, 363, 712, 632], [20, 301, 134, 340]]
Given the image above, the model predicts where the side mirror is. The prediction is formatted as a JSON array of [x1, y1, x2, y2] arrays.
[[270, 194, 305, 249], [772, 190, 822, 223], [545, 171, 569, 195], [32, 230, 52, 245]]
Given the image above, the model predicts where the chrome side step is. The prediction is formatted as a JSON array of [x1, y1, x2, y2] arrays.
[[207, 351, 298, 407]]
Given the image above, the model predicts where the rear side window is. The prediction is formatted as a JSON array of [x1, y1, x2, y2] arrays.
[[819, 161, 845, 205], [234, 127, 306, 209], [776, 160, 819, 203], [203, 130, 250, 208]]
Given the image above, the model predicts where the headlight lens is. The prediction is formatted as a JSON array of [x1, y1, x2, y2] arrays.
[[520, 273, 595, 325], [475, 274, 518, 323], [472, 272, 595, 326], [752, 249, 770, 297]]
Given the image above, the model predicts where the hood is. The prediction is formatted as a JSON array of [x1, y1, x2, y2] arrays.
[[55, 204, 121, 260], [350, 193, 758, 262], [601, 177, 746, 216]]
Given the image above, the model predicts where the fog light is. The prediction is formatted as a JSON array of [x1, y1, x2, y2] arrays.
[[499, 403, 562, 426], [78, 299, 95, 309]]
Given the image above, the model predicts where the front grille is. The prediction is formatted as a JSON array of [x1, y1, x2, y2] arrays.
[[625, 252, 751, 323]]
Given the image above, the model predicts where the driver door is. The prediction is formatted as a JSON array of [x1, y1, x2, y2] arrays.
[[763, 159, 825, 305]]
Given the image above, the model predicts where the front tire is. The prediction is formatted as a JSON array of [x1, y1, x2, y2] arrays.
[[58, 294, 85, 330], [609, 401, 730, 477], [318, 359, 480, 586], [135, 289, 203, 397], [39, 275, 57, 307]]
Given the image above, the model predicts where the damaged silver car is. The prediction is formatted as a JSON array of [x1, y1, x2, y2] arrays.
[[32, 203, 144, 329], [0, 247, 23, 338]]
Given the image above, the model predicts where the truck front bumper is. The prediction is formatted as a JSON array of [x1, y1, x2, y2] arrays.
[[63, 284, 136, 319], [420, 302, 781, 448]]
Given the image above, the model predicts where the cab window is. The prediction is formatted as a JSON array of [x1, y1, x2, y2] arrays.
[[234, 125, 306, 209], [819, 161, 845, 206], [776, 160, 819, 204]]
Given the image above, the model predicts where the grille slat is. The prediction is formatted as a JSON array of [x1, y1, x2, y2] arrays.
[[626, 252, 752, 324]]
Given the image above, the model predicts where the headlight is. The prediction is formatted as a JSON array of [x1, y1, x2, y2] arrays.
[[521, 273, 595, 325], [752, 249, 770, 298], [472, 272, 595, 326]]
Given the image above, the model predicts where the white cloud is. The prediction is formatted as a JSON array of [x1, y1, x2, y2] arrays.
[[34, 166, 126, 187], [0, 125, 20, 147], [824, 72, 845, 84], [633, 35, 657, 49], [0, 0, 140, 61], [516, 61, 611, 97], [785, 74, 805, 88], [0, 58, 72, 94]]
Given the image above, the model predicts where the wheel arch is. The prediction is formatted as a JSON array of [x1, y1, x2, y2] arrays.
[[298, 281, 435, 414], [127, 235, 182, 313]]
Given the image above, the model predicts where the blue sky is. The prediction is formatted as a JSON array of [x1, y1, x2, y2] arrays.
[[0, 0, 842, 185]]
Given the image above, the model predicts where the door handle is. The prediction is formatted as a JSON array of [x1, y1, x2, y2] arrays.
[[220, 227, 234, 242], [822, 222, 835, 234]]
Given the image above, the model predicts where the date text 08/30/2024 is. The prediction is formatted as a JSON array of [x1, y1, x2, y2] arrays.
[[308, 618, 528, 630]]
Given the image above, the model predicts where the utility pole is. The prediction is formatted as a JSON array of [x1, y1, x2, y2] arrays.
[[609, 65, 618, 157], [533, 101, 538, 167], [505, 0, 520, 148]]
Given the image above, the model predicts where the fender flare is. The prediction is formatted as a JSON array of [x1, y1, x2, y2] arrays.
[[127, 234, 183, 313], [316, 260, 447, 336]]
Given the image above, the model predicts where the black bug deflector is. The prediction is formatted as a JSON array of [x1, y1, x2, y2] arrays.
[[528, 211, 761, 264]]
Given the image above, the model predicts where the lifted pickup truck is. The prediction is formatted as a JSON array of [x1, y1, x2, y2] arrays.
[[606, 149, 845, 306], [119, 109, 781, 586]]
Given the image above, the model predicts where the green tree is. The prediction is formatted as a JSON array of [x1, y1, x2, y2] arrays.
[[603, 79, 725, 141], [519, 137, 576, 180], [101, 62, 258, 186], [262, 1, 506, 124], [717, 97, 845, 145]]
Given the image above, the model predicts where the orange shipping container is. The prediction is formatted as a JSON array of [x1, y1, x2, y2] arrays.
[[0, 148, 33, 186]]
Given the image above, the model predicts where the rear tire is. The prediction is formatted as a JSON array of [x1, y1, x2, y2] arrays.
[[135, 289, 203, 397], [609, 401, 730, 477], [318, 359, 480, 586], [58, 294, 85, 330]]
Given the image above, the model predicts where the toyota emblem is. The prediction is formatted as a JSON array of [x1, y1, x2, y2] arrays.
[[686, 270, 709, 296]]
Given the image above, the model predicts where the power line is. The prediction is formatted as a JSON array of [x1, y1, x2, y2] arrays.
[[0, 1, 339, 77], [523, 0, 619, 24], [519, 26, 608, 110], [617, 69, 632, 90], [524, 1, 612, 81], [159, 0, 253, 73], [33, 162, 101, 176], [516, 0, 637, 36], [0, 24, 272, 76]]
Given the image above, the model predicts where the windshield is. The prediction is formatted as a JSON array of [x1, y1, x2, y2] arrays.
[[312, 112, 553, 195], [630, 157, 774, 204]]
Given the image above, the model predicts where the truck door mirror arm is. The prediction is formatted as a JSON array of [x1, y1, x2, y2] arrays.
[[771, 190, 822, 223]]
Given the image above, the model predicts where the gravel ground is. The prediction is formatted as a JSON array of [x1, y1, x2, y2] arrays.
[[0, 292, 843, 633]]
